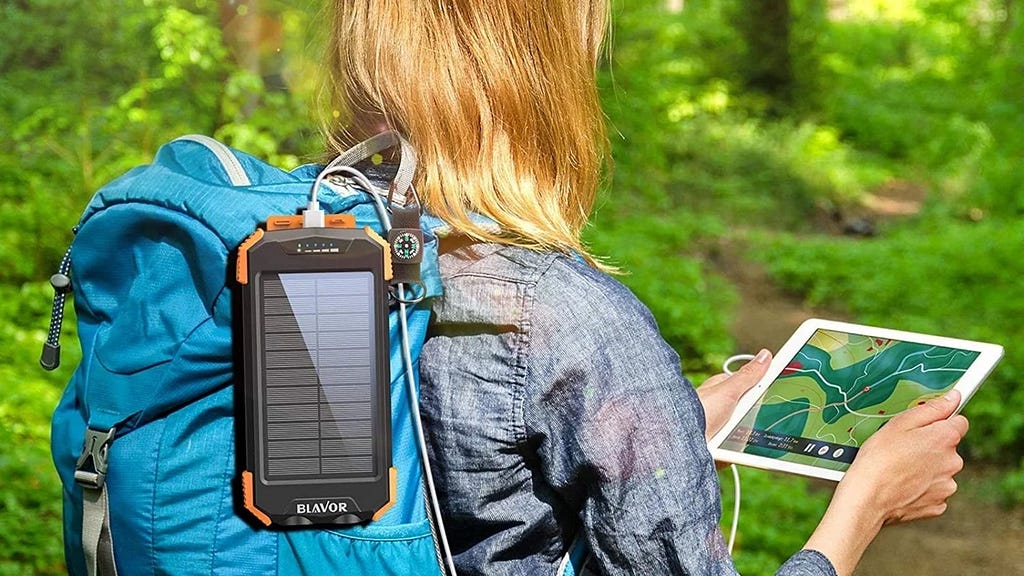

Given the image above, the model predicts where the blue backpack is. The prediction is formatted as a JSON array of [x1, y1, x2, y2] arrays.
[[48, 134, 589, 575]]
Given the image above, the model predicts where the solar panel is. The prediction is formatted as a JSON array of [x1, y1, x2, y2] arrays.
[[260, 271, 379, 481]]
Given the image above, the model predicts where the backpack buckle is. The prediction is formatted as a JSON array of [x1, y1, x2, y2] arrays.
[[74, 427, 116, 490]]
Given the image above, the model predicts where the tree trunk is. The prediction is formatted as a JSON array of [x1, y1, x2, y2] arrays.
[[738, 0, 794, 107]]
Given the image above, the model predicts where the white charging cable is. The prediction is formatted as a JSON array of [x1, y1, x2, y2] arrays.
[[721, 353, 755, 555], [359, 182, 460, 576], [304, 166, 459, 576]]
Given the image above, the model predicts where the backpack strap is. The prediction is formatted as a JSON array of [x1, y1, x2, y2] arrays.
[[77, 427, 118, 576], [173, 134, 253, 186], [325, 131, 417, 206], [557, 532, 591, 576]]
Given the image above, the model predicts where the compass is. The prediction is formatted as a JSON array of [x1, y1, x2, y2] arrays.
[[391, 231, 421, 261]]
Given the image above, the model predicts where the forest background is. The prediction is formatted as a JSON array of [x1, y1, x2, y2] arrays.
[[1, 0, 1021, 574]]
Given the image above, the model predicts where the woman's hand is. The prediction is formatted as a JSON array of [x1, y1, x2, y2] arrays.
[[804, 389, 969, 576], [838, 389, 968, 525], [695, 349, 772, 440]]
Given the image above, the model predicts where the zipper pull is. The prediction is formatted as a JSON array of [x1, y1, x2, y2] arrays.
[[40, 245, 73, 371]]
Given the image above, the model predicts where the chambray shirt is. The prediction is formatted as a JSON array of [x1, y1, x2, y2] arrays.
[[419, 243, 837, 576]]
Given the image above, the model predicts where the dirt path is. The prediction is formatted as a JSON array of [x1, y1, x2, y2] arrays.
[[713, 240, 1024, 575], [855, 485, 1024, 575]]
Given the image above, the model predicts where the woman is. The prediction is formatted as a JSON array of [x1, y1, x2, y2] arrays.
[[324, 1, 967, 574]]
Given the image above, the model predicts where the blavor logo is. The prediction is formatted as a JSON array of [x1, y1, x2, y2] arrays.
[[296, 501, 349, 514]]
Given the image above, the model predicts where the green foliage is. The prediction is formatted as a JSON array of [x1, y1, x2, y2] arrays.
[[729, 0, 828, 113], [0, 283, 79, 575], [998, 459, 1024, 508], [599, 0, 746, 206], [599, 1, 894, 228], [821, 1, 1024, 219], [0, 0, 320, 285], [719, 468, 831, 574]]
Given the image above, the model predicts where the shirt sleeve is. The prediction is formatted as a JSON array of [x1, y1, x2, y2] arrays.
[[522, 257, 837, 576]]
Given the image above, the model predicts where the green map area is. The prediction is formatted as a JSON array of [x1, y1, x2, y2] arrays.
[[722, 329, 979, 471]]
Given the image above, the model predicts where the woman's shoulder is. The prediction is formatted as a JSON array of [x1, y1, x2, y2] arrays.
[[435, 242, 660, 338]]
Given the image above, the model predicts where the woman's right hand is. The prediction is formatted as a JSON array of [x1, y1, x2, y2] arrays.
[[838, 388, 968, 525], [802, 390, 969, 576]]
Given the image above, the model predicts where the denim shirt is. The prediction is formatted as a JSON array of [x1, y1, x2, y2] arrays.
[[418, 243, 837, 576]]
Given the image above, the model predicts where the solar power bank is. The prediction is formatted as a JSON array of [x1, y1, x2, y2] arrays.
[[236, 214, 396, 526]]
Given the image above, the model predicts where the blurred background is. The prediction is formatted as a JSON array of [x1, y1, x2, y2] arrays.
[[1, 0, 1021, 573]]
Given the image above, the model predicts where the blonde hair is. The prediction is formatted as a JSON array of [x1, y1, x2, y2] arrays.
[[325, 0, 609, 266]]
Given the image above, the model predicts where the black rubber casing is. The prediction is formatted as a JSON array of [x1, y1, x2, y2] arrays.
[[238, 227, 392, 527]]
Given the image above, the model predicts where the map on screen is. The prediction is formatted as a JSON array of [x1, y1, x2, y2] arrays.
[[719, 328, 981, 472]]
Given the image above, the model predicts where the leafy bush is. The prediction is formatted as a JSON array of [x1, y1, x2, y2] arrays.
[[821, 3, 1024, 219], [0, 283, 79, 575], [719, 468, 831, 575], [0, 0, 320, 285]]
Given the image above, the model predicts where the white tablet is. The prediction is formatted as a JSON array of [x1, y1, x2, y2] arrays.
[[708, 319, 1003, 482]]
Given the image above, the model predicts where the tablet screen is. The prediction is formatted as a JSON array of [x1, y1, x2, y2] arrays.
[[718, 328, 981, 472]]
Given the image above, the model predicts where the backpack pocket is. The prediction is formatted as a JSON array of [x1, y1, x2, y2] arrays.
[[78, 204, 228, 376], [278, 520, 444, 576]]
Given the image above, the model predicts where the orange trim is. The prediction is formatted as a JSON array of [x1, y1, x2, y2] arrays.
[[266, 214, 354, 230], [241, 471, 272, 526], [371, 467, 399, 521], [266, 215, 303, 230], [236, 229, 265, 285], [325, 214, 356, 228], [363, 227, 393, 281]]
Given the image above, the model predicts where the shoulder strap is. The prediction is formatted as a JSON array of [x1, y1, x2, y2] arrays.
[[557, 533, 591, 576], [325, 131, 417, 206], [77, 427, 118, 576], [172, 134, 252, 186]]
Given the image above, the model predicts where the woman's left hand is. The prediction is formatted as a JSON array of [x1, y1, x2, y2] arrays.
[[695, 349, 772, 440]]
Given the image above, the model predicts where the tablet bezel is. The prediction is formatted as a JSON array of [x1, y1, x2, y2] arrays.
[[707, 318, 1004, 482]]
